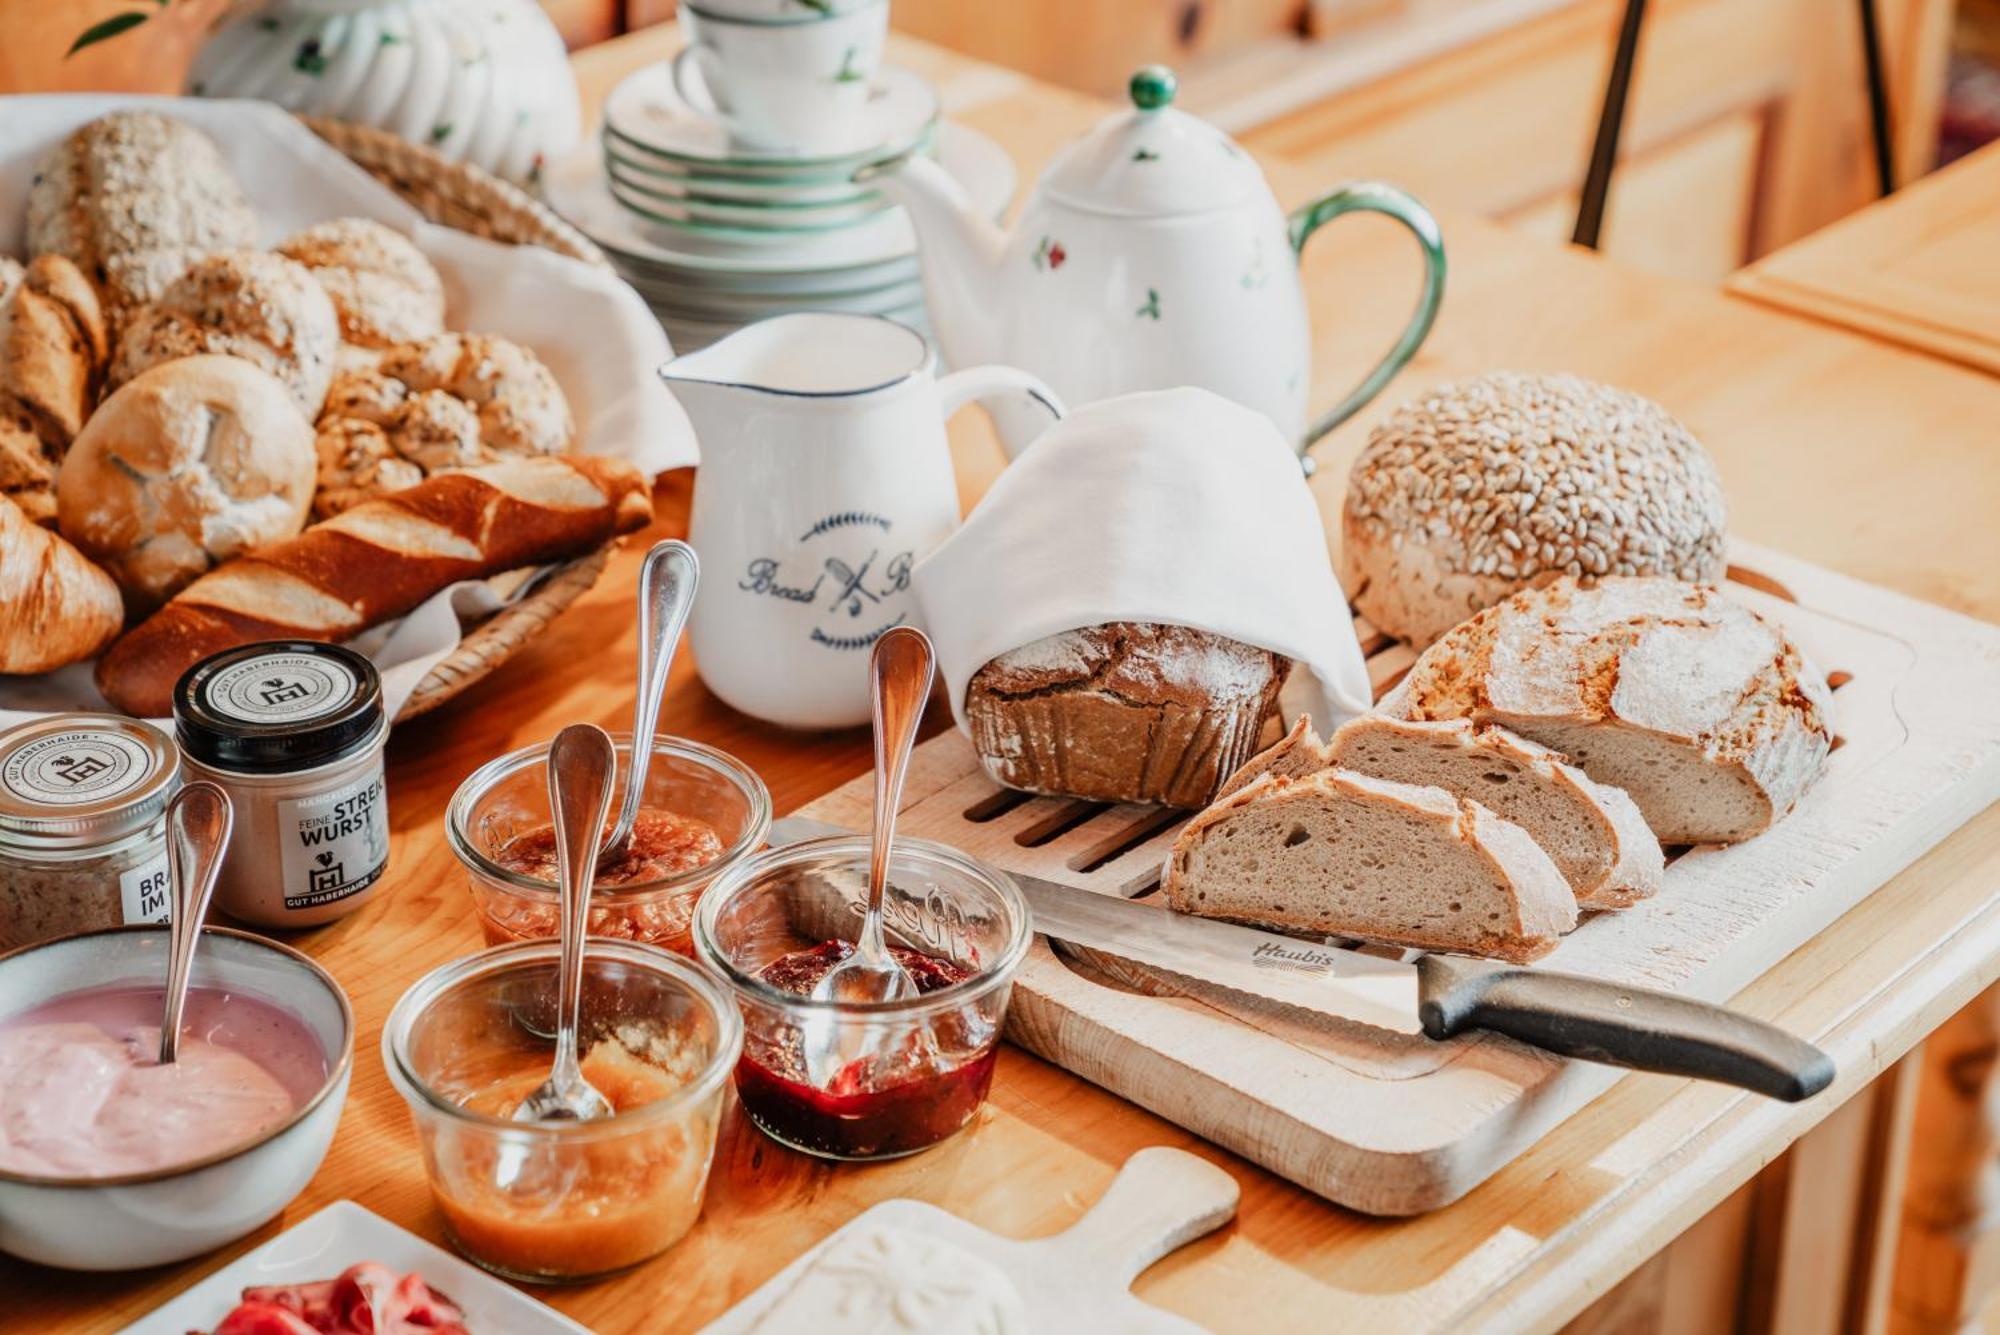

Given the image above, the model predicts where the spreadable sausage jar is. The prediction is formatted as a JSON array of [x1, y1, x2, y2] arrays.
[[0, 714, 179, 951], [173, 642, 391, 928]]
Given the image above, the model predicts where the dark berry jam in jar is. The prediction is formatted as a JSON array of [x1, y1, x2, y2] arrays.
[[692, 836, 1032, 1162], [734, 942, 997, 1159]]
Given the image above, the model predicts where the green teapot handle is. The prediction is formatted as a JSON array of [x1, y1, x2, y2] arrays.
[[1289, 182, 1446, 452]]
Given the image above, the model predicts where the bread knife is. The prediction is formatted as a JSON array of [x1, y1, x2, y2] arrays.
[[767, 815, 1834, 1102]]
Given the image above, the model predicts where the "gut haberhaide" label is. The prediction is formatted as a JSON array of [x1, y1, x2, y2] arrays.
[[276, 766, 388, 910]]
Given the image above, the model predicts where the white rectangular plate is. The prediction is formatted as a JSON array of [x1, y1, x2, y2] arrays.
[[120, 1200, 590, 1335]]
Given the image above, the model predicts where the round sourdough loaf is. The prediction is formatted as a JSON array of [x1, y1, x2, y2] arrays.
[[57, 355, 315, 611], [1341, 372, 1727, 647], [1383, 575, 1833, 845]]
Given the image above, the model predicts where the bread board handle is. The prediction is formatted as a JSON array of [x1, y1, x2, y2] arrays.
[[1049, 1147, 1241, 1288], [1417, 955, 1835, 1101]]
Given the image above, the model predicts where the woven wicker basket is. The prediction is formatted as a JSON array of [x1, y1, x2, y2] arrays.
[[304, 116, 625, 722]]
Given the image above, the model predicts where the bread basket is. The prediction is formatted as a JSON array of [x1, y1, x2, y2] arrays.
[[303, 116, 625, 722]]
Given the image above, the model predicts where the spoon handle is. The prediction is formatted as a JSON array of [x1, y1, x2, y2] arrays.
[[863, 627, 935, 955], [549, 724, 618, 1084], [602, 541, 699, 864], [157, 782, 234, 1067]]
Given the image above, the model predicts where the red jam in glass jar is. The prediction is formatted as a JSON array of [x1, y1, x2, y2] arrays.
[[735, 941, 995, 1159]]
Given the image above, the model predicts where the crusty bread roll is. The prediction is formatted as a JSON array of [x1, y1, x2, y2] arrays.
[[1164, 768, 1579, 963], [96, 454, 655, 717], [27, 110, 257, 318], [1233, 714, 1664, 909], [58, 356, 315, 613], [110, 251, 341, 419], [276, 218, 447, 349], [311, 332, 574, 517], [0, 255, 109, 524], [0, 494, 123, 674], [1383, 576, 1833, 844], [965, 622, 1290, 809], [1341, 373, 1728, 647]]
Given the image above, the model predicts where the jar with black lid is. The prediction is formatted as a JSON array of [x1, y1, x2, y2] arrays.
[[0, 714, 179, 950], [174, 641, 391, 927]]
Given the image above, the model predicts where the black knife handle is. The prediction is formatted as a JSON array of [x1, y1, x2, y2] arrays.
[[1417, 954, 1834, 1102]]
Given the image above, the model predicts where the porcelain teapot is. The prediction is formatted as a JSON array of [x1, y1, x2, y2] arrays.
[[866, 65, 1445, 456]]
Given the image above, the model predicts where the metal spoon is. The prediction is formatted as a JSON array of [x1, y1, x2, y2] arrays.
[[803, 626, 934, 1086], [157, 782, 233, 1067], [599, 540, 699, 871], [511, 723, 618, 1124]]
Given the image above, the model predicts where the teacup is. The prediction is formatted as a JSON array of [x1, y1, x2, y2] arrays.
[[671, 0, 889, 154]]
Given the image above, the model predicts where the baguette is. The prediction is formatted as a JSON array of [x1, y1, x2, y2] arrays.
[[96, 455, 652, 716], [0, 493, 123, 673]]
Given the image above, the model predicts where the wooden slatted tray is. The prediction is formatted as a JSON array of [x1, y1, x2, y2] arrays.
[[798, 542, 2000, 1214]]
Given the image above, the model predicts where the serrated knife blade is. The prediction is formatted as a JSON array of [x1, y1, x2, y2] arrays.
[[765, 814, 1424, 1034]]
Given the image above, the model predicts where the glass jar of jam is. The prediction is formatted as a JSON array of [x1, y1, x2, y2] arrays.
[[693, 835, 1031, 1161], [0, 714, 179, 951], [446, 733, 770, 956]]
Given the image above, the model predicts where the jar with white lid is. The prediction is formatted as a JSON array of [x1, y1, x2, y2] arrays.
[[173, 641, 392, 928], [0, 714, 180, 951]]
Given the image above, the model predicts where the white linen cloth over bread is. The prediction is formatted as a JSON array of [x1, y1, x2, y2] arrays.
[[915, 388, 1373, 732]]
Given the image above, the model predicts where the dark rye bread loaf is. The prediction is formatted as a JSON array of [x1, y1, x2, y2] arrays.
[[965, 622, 1290, 809]]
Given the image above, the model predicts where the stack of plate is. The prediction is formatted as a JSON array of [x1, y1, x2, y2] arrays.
[[541, 63, 1015, 350]]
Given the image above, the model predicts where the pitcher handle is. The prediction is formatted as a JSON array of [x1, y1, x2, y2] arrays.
[[1290, 182, 1446, 454], [936, 364, 1065, 458]]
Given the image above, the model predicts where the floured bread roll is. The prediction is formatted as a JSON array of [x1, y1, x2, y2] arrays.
[[110, 251, 341, 419], [276, 218, 446, 348], [749, 1226, 1027, 1335], [310, 331, 573, 516], [0, 255, 109, 523], [27, 110, 258, 318], [57, 355, 314, 611]]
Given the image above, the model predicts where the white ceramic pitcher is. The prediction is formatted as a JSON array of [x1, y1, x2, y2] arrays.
[[665, 313, 1062, 729]]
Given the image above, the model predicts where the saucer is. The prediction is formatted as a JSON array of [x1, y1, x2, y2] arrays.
[[605, 157, 893, 231], [604, 62, 938, 169], [545, 120, 1011, 278], [603, 141, 885, 206]]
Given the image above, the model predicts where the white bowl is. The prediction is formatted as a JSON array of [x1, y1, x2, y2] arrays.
[[0, 927, 353, 1270]]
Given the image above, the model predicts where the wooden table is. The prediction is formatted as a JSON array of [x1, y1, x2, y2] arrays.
[[13, 28, 2000, 1335], [1728, 138, 2000, 379]]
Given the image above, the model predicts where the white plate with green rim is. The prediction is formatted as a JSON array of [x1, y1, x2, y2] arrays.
[[605, 159, 893, 231], [604, 62, 937, 170], [636, 274, 925, 321], [545, 120, 1011, 278], [601, 143, 885, 207]]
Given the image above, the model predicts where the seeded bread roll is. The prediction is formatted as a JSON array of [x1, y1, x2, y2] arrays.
[[965, 622, 1289, 809], [0, 255, 109, 523], [1164, 768, 1579, 963], [26, 111, 257, 318], [1383, 576, 1833, 844], [111, 251, 341, 419], [275, 218, 447, 349], [310, 332, 573, 517], [1342, 373, 1728, 647]]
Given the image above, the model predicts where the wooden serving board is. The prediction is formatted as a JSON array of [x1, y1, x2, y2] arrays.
[[798, 541, 2000, 1215]]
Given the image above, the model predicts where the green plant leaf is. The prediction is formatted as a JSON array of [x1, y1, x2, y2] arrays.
[[68, 11, 152, 56]]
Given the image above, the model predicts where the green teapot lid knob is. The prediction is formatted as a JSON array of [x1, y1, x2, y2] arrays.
[[1130, 65, 1177, 111]]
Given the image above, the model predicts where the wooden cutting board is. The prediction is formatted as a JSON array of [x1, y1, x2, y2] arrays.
[[702, 1147, 1239, 1333], [797, 541, 2000, 1215]]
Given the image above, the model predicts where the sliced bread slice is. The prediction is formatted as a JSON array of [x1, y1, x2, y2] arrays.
[[1325, 716, 1663, 909], [1383, 576, 1833, 844], [1163, 769, 1579, 963]]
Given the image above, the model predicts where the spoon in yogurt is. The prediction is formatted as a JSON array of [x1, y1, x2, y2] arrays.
[[512, 723, 617, 1124], [803, 626, 934, 1087], [157, 781, 234, 1066], [598, 540, 699, 872]]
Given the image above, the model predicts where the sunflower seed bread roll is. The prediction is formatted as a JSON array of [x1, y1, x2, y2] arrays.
[[95, 455, 653, 717]]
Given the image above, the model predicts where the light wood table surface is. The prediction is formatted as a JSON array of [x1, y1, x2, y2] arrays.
[[13, 27, 2000, 1334], [1727, 138, 2000, 380]]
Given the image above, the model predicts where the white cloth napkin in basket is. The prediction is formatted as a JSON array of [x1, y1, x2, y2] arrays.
[[914, 387, 1373, 733]]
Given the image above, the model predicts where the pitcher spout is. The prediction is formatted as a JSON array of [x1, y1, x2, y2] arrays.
[[862, 152, 1011, 369]]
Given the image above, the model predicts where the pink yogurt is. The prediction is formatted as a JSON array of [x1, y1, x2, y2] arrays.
[[0, 984, 328, 1179]]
